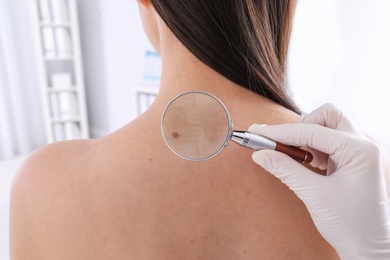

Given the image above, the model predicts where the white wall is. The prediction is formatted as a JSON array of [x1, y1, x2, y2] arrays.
[[77, 0, 152, 137], [10, 0, 46, 149], [76, 0, 109, 138], [288, 0, 390, 151], [1, 0, 46, 152]]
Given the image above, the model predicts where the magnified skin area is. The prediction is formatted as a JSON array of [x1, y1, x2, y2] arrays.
[[162, 92, 230, 160]]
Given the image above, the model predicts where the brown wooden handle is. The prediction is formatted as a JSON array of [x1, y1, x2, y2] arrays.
[[275, 142, 313, 163]]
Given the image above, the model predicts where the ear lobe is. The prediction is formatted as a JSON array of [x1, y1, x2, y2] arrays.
[[138, 0, 152, 7]]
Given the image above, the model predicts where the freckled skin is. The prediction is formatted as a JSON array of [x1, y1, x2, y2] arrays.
[[172, 132, 180, 138]]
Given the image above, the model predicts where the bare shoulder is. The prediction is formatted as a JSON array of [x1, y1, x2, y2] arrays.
[[11, 139, 95, 196], [9, 139, 98, 259]]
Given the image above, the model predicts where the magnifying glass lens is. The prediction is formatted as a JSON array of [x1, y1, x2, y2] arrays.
[[161, 91, 231, 161]]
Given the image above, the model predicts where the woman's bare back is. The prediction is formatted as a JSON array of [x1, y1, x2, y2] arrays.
[[10, 92, 339, 259], [9, 0, 344, 258]]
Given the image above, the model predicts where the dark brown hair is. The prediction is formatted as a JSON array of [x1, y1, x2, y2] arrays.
[[151, 0, 300, 114]]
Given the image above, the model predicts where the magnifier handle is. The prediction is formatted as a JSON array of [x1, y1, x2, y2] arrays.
[[274, 142, 313, 164], [231, 131, 313, 164]]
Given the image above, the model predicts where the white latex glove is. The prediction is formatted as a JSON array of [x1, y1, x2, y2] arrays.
[[249, 104, 390, 259]]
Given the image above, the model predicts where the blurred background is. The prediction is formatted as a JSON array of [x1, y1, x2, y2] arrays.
[[0, 0, 389, 259]]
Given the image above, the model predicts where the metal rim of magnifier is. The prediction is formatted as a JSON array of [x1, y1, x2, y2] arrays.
[[161, 90, 233, 161]]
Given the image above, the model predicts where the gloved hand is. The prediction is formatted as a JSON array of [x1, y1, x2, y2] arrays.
[[249, 103, 390, 259]]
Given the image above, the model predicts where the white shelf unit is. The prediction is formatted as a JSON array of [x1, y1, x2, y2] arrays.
[[135, 86, 159, 116], [31, 0, 89, 143]]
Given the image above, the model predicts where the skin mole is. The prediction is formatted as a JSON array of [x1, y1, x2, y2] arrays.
[[172, 132, 180, 138]]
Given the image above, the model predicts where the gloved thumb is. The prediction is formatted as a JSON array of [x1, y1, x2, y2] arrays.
[[252, 149, 321, 202]]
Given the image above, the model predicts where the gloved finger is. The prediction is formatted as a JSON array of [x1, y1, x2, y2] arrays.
[[303, 147, 329, 170], [248, 123, 359, 157], [301, 103, 343, 129], [252, 150, 322, 201], [249, 123, 329, 168], [248, 123, 267, 132], [302, 103, 364, 137]]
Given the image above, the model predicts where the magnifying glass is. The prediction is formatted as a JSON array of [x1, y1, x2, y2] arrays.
[[161, 91, 312, 163]]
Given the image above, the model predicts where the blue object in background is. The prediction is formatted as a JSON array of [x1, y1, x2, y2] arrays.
[[143, 50, 161, 81]]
